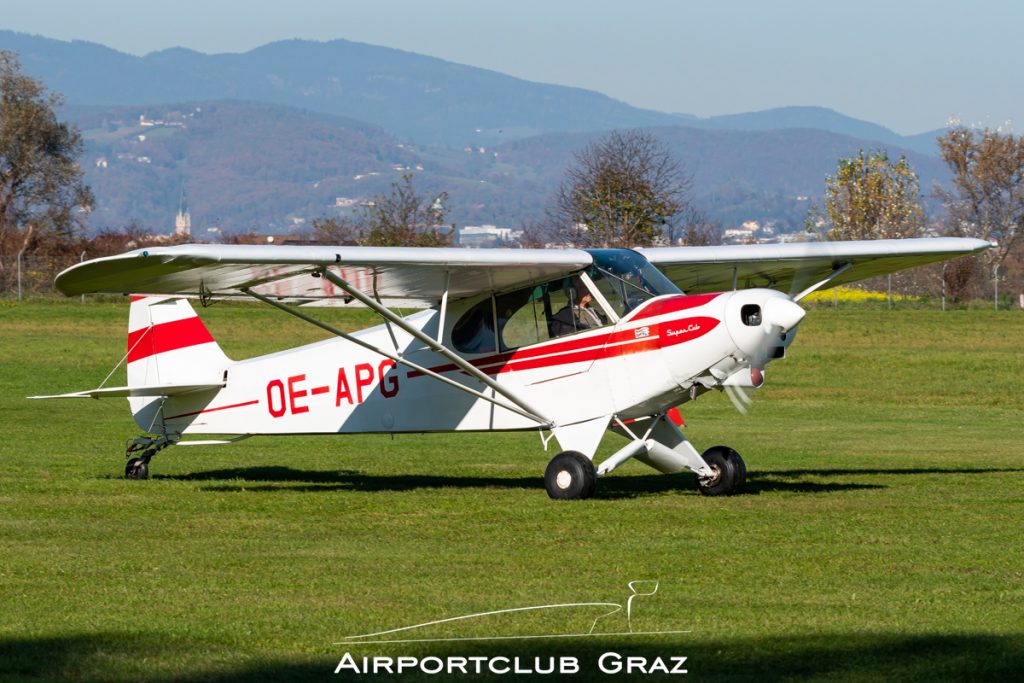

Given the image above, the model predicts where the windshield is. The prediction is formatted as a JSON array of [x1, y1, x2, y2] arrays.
[[585, 249, 681, 317]]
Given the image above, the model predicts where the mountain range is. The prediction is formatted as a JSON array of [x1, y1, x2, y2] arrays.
[[0, 31, 952, 236]]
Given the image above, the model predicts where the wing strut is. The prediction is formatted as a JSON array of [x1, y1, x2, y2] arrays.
[[317, 268, 556, 427], [243, 288, 554, 428], [435, 270, 451, 344], [793, 262, 854, 302]]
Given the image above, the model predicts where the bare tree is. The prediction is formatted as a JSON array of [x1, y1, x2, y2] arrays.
[[669, 204, 722, 246], [0, 50, 93, 291], [314, 174, 452, 247], [552, 130, 696, 248], [809, 149, 925, 241], [516, 218, 553, 249], [937, 126, 1024, 274], [310, 215, 359, 246]]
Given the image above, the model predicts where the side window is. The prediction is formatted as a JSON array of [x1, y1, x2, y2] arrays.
[[501, 285, 555, 349], [451, 297, 497, 354], [452, 276, 613, 355], [588, 270, 629, 318], [587, 267, 653, 317]]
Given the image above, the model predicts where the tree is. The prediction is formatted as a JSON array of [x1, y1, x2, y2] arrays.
[[313, 173, 452, 247], [672, 205, 722, 246], [810, 149, 925, 241], [937, 126, 1024, 273], [0, 50, 93, 291], [310, 215, 359, 246], [552, 130, 696, 248]]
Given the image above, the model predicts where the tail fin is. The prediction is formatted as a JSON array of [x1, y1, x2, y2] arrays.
[[127, 296, 231, 428], [128, 296, 231, 386]]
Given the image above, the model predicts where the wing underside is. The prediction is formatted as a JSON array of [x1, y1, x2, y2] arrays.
[[639, 238, 992, 296], [55, 244, 594, 305], [54, 238, 991, 305]]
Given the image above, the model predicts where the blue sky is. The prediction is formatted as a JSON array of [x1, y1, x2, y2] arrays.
[[2, 0, 1020, 135]]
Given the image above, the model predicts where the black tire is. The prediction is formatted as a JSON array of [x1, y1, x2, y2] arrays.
[[544, 451, 597, 500], [697, 446, 745, 496], [125, 457, 150, 480]]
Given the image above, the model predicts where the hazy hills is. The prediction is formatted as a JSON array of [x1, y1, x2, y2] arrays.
[[68, 100, 948, 235], [3, 31, 680, 147], [0, 31, 952, 235], [4, 31, 941, 151]]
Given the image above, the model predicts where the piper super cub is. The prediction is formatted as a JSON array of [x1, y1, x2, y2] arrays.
[[38, 237, 989, 499]]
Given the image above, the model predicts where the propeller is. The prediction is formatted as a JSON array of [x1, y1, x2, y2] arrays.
[[724, 383, 756, 415], [722, 366, 763, 415]]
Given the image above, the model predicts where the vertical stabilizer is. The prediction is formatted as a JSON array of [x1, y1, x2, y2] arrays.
[[127, 296, 231, 429]]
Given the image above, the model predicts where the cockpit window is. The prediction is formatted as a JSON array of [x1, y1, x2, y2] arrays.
[[450, 251, 672, 354], [452, 276, 614, 354], [586, 249, 681, 317]]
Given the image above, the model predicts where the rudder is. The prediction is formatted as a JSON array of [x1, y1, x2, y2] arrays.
[[127, 296, 231, 428]]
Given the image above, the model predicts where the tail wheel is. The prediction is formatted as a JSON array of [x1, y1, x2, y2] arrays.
[[544, 451, 597, 500], [697, 446, 746, 496], [125, 457, 150, 480]]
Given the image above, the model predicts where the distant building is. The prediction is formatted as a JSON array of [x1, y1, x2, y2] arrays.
[[458, 225, 522, 247], [723, 227, 756, 244]]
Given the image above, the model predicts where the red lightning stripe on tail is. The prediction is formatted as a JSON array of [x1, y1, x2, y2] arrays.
[[127, 317, 216, 363]]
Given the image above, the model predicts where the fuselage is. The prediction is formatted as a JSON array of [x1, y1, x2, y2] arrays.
[[144, 287, 800, 438]]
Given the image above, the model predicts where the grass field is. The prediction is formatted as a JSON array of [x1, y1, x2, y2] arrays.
[[1, 298, 1022, 682]]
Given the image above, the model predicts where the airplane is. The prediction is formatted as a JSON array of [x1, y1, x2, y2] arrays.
[[35, 236, 990, 499]]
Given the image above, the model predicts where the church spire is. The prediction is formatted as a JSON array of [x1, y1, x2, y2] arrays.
[[175, 188, 191, 237]]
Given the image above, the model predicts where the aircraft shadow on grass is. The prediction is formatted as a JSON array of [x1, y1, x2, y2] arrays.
[[762, 466, 1024, 478], [138, 464, 973, 497]]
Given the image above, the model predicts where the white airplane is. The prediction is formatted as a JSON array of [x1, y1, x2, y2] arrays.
[[37, 237, 989, 499]]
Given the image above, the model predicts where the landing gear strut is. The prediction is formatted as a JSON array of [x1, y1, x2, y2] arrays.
[[696, 445, 746, 496], [123, 435, 174, 480], [544, 451, 597, 500]]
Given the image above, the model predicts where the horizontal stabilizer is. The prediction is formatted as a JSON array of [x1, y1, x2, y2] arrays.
[[29, 383, 224, 400]]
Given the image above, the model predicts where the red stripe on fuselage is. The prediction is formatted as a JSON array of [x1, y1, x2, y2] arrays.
[[658, 316, 720, 348], [163, 399, 258, 421], [127, 316, 216, 363], [405, 329, 614, 379], [627, 293, 722, 321], [407, 314, 720, 380]]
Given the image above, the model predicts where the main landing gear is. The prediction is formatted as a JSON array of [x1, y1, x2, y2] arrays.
[[696, 445, 746, 496], [542, 440, 747, 500], [544, 451, 597, 500], [123, 435, 174, 480]]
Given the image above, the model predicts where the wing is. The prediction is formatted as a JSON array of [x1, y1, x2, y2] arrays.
[[54, 244, 593, 305], [638, 237, 992, 297]]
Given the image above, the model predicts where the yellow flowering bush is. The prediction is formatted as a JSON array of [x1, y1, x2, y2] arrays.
[[802, 286, 919, 304]]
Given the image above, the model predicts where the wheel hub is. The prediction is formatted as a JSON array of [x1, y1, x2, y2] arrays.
[[699, 464, 722, 487], [555, 469, 573, 490]]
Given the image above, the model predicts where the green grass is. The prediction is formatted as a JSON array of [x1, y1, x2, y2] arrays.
[[1, 299, 1023, 681]]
